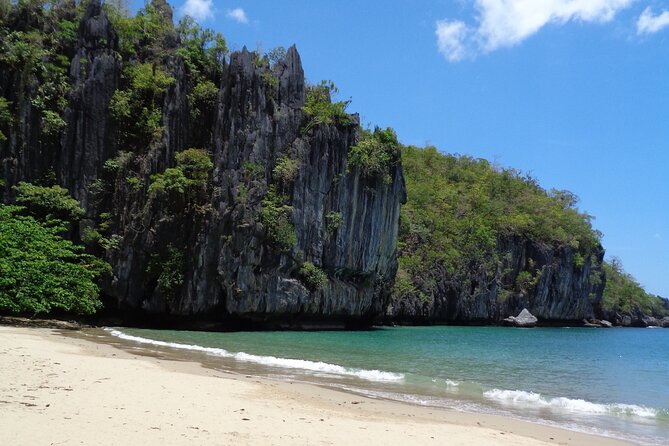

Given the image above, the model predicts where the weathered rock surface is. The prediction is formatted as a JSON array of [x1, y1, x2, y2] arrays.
[[503, 308, 538, 328], [60, 0, 121, 213], [1, 2, 405, 328], [389, 235, 605, 325]]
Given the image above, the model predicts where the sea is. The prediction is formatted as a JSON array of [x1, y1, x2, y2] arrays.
[[102, 325, 669, 444]]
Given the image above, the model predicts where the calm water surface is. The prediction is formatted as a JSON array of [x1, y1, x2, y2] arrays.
[[108, 326, 669, 444]]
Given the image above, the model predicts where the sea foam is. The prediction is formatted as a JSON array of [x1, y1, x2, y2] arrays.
[[105, 328, 404, 383], [483, 389, 659, 418]]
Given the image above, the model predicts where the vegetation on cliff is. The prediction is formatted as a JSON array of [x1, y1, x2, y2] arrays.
[[601, 258, 667, 318], [393, 145, 602, 312]]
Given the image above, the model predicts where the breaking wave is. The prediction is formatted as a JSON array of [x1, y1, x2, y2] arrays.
[[105, 328, 404, 383], [483, 389, 662, 419]]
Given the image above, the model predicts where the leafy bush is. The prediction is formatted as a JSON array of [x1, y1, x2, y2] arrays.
[[260, 187, 296, 251], [126, 176, 144, 192], [273, 155, 299, 185], [175, 148, 214, 186], [0, 96, 12, 142], [298, 261, 328, 291], [325, 211, 342, 232], [261, 70, 279, 99], [109, 63, 175, 149], [0, 205, 107, 315], [347, 127, 400, 184], [243, 161, 265, 180], [189, 80, 218, 120], [149, 245, 185, 298], [302, 80, 352, 134], [149, 148, 213, 205], [515, 270, 538, 292], [148, 167, 188, 199], [103, 151, 134, 174], [40, 109, 66, 137], [13, 182, 84, 224]]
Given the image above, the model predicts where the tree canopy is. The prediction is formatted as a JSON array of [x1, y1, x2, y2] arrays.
[[0, 205, 108, 315]]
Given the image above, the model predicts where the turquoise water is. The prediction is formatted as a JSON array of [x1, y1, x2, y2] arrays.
[[108, 326, 669, 444]]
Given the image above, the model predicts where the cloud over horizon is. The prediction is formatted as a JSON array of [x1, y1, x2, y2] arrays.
[[436, 0, 637, 61], [181, 0, 213, 21], [226, 7, 249, 24]]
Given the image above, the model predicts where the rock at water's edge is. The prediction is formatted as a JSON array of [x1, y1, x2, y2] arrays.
[[503, 308, 538, 328]]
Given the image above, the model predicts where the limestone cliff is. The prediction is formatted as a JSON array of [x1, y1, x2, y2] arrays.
[[388, 236, 605, 324], [0, 1, 405, 328]]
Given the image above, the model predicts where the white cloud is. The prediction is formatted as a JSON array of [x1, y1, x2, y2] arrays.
[[181, 0, 213, 21], [436, 0, 635, 61], [226, 7, 249, 24], [637, 7, 669, 34], [436, 20, 471, 61], [654, 233, 663, 240]]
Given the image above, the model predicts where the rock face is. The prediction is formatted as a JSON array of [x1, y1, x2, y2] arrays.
[[610, 310, 665, 327], [389, 235, 605, 325], [60, 0, 121, 213], [0, 2, 405, 328], [503, 309, 538, 327]]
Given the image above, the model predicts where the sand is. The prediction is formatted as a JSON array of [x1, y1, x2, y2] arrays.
[[0, 326, 632, 446]]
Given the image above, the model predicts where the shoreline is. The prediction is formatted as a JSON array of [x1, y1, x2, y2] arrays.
[[3, 315, 667, 333], [0, 326, 635, 445]]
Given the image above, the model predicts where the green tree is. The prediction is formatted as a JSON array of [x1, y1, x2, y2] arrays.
[[302, 80, 352, 134], [148, 148, 213, 208], [297, 261, 328, 291], [347, 127, 400, 184], [109, 63, 175, 149], [13, 182, 84, 225], [260, 187, 296, 251], [0, 205, 107, 315]]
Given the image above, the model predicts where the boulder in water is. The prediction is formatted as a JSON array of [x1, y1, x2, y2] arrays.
[[503, 309, 538, 328]]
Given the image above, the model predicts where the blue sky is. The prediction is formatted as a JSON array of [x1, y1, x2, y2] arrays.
[[149, 0, 668, 297]]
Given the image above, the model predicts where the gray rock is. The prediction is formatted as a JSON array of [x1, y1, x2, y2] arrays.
[[60, 0, 121, 213], [583, 319, 600, 328], [503, 308, 538, 327], [599, 320, 613, 328], [641, 316, 660, 327], [661, 317, 669, 328]]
